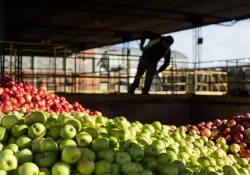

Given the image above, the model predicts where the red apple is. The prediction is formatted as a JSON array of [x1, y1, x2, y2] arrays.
[[234, 132, 244, 143], [222, 128, 231, 135], [233, 125, 245, 134], [226, 119, 237, 128], [224, 134, 232, 143]]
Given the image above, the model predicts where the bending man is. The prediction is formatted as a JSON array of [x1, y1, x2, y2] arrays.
[[129, 31, 174, 95]]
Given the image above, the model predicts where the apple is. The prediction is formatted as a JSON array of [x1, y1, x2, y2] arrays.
[[58, 113, 73, 125], [222, 128, 231, 135], [200, 128, 211, 137], [80, 148, 96, 161], [15, 148, 33, 164], [91, 137, 109, 153], [0, 152, 18, 171], [233, 132, 244, 143], [76, 158, 95, 175], [31, 137, 44, 153], [28, 123, 46, 139], [38, 168, 51, 175], [60, 124, 77, 139], [51, 162, 71, 175], [216, 137, 227, 145], [18, 162, 39, 175], [12, 124, 28, 138], [76, 132, 93, 148], [121, 162, 138, 174], [0, 127, 8, 142], [35, 152, 57, 168], [85, 127, 99, 140], [61, 146, 81, 164], [95, 160, 112, 175], [114, 151, 131, 166], [226, 119, 237, 128], [157, 153, 170, 164], [224, 134, 232, 143], [230, 143, 241, 153], [128, 143, 144, 162], [40, 138, 58, 153], [244, 128, 250, 137], [4, 144, 18, 153], [16, 135, 32, 149], [1, 114, 19, 130], [59, 139, 77, 151]]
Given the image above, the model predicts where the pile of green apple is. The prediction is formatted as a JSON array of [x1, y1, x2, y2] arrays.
[[0, 110, 250, 175]]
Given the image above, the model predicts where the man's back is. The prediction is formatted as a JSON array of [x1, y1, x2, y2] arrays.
[[142, 38, 170, 63]]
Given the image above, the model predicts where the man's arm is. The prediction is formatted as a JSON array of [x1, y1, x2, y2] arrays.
[[157, 50, 171, 73]]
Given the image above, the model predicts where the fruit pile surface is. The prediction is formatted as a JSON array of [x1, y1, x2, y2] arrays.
[[0, 110, 250, 175], [0, 76, 100, 115]]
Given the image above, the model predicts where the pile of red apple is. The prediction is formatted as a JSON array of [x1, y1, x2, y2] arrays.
[[0, 76, 100, 116], [186, 114, 250, 159]]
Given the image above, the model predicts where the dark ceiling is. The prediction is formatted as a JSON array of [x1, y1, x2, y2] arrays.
[[4, 0, 250, 50]]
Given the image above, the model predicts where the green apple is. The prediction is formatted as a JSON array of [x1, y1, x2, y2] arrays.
[[28, 123, 46, 139], [1, 114, 19, 130], [4, 144, 18, 153], [140, 169, 153, 175], [197, 156, 211, 168], [76, 132, 92, 148], [135, 162, 143, 172], [66, 119, 81, 132], [159, 163, 179, 175], [80, 115, 96, 128], [52, 162, 71, 175], [59, 139, 77, 151], [128, 143, 144, 162], [141, 157, 158, 171], [1, 149, 14, 155], [18, 162, 39, 175], [76, 158, 95, 175], [45, 117, 59, 129], [144, 144, 158, 158], [229, 143, 240, 153], [238, 168, 249, 175], [96, 116, 108, 124], [60, 124, 77, 139], [171, 132, 182, 142], [47, 126, 61, 140], [30, 111, 47, 124], [16, 135, 32, 149], [91, 137, 109, 153], [113, 117, 130, 130], [111, 163, 120, 175], [95, 160, 112, 175], [85, 127, 99, 139], [172, 160, 186, 173], [238, 158, 249, 167], [39, 168, 51, 175], [0, 127, 8, 142], [186, 160, 202, 174], [166, 150, 178, 162], [152, 121, 162, 131], [0, 152, 18, 171], [73, 112, 84, 120], [80, 148, 96, 161], [0, 170, 7, 175], [223, 165, 237, 175], [8, 136, 17, 144], [109, 136, 119, 150], [58, 112, 73, 125], [157, 153, 170, 164], [40, 138, 58, 153], [62, 146, 81, 164], [31, 137, 44, 153], [11, 124, 28, 138], [98, 149, 114, 163], [216, 137, 227, 145], [15, 148, 33, 164], [121, 162, 138, 174], [35, 152, 57, 168], [115, 151, 131, 166]]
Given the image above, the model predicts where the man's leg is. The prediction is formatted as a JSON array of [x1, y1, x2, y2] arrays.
[[129, 60, 147, 94], [142, 64, 157, 95]]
